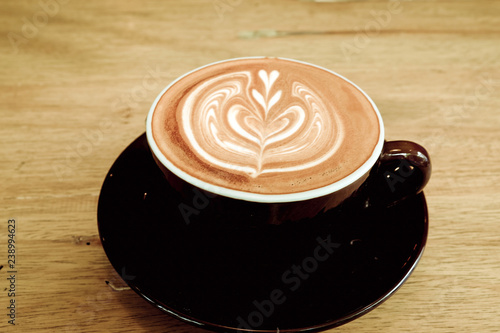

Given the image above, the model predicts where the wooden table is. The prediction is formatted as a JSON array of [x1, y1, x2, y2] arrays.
[[1, 0, 499, 332]]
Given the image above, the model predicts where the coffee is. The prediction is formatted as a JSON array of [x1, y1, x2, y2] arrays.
[[150, 58, 380, 195]]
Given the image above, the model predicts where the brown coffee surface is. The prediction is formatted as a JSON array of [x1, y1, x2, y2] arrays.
[[151, 58, 380, 194]]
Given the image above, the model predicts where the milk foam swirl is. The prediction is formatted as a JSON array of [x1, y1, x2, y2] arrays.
[[182, 69, 344, 178]]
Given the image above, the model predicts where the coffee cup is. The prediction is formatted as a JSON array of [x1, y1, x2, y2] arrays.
[[146, 57, 431, 225]]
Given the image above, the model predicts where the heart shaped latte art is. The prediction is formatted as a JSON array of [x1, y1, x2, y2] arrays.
[[181, 69, 344, 178]]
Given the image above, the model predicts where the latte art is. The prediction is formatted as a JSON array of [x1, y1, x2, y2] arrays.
[[182, 69, 344, 178], [150, 58, 380, 195]]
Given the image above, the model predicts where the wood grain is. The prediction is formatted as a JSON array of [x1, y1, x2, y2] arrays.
[[1, 0, 500, 332]]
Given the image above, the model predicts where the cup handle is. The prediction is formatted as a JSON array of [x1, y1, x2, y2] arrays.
[[364, 140, 431, 207]]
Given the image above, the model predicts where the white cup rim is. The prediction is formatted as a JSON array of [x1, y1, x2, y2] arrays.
[[146, 56, 385, 203]]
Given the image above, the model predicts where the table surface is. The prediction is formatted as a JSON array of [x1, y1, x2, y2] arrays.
[[1, 0, 500, 332]]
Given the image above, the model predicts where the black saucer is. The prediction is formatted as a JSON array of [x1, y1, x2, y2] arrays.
[[97, 133, 428, 333]]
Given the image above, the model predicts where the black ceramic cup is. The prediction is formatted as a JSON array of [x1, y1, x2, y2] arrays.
[[146, 57, 431, 225]]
